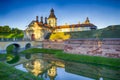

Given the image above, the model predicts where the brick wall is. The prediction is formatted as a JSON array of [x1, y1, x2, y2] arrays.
[[43, 40, 64, 50], [64, 38, 120, 58]]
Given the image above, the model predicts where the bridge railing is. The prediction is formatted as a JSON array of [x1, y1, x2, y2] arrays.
[[0, 38, 32, 42]]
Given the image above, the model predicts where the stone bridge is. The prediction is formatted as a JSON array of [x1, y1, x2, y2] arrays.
[[0, 40, 43, 53]]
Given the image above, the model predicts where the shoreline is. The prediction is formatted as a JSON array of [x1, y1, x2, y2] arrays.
[[20, 48, 120, 68]]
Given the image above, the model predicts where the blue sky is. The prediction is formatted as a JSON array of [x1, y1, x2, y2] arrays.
[[0, 0, 120, 30]]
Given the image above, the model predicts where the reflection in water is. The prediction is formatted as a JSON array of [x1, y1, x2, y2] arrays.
[[31, 59, 43, 76], [48, 66, 57, 80], [65, 61, 120, 80], [23, 58, 65, 80], [16, 54, 120, 80]]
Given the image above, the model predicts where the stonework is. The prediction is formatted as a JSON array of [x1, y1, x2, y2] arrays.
[[43, 40, 64, 50], [64, 38, 120, 58]]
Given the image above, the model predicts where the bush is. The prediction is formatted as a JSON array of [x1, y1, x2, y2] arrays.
[[50, 32, 70, 40]]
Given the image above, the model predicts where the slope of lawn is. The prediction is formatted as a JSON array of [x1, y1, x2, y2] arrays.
[[66, 25, 120, 39], [0, 32, 23, 38]]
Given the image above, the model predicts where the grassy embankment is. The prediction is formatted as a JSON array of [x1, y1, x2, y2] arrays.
[[66, 25, 120, 38], [0, 32, 23, 38], [0, 62, 42, 80], [20, 48, 120, 68]]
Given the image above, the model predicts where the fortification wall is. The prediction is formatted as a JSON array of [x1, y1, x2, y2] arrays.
[[43, 40, 64, 50], [64, 38, 120, 58]]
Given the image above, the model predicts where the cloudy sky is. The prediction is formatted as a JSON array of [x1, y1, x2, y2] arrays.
[[0, 0, 120, 30]]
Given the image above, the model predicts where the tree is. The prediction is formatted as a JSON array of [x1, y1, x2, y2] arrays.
[[3, 25, 11, 32]]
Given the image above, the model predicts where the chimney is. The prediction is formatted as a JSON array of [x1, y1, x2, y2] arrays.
[[40, 16, 43, 23], [45, 17, 47, 24], [36, 16, 39, 22]]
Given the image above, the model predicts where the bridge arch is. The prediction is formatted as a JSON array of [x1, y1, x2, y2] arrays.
[[5, 43, 21, 53], [25, 43, 31, 49]]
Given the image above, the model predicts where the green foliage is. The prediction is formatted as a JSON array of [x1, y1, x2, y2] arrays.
[[7, 55, 20, 64], [6, 45, 14, 53], [0, 32, 24, 38], [0, 25, 11, 32], [0, 25, 23, 38], [50, 32, 70, 40], [6, 54, 14, 61], [67, 25, 120, 39], [0, 62, 41, 80], [20, 48, 120, 67], [0, 54, 6, 61]]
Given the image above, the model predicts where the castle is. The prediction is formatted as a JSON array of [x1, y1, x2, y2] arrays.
[[24, 8, 97, 41]]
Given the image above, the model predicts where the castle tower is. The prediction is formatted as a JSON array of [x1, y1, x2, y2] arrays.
[[85, 17, 90, 24], [47, 8, 57, 27]]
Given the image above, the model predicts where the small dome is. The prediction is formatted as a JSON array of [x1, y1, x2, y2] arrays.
[[51, 8, 54, 12], [48, 8, 57, 19]]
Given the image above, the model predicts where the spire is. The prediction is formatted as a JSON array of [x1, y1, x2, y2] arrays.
[[85, 17, 90, 24], [48, 8, 57, 19], [40, 16, 43, 23], [36, 16, 39, 22]]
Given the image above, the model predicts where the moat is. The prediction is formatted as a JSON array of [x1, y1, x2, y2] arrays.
[[13, 53, 120, 80]]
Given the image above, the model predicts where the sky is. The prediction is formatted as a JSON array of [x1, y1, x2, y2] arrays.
[[0, 0, 120, 30]]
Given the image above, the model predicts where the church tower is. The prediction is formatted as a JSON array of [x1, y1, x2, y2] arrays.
[[84, 17, 90, 24], [47, 8, 57, 27]]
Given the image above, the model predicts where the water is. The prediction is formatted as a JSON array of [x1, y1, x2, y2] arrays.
[[15, 54, 120, 80]]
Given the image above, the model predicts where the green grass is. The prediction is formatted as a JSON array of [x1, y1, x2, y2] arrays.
[[0, 62, 42, 80], [21, 48, 62, 54], [66, 25, 120, 38], [20, 48, 120, 68], [55, 53, 120, 67], [0, 32, 23, 38]]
